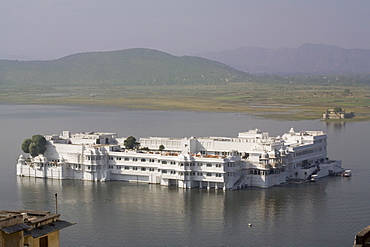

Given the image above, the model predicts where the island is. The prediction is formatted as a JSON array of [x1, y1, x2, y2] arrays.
[[323, 107, 355, 120]]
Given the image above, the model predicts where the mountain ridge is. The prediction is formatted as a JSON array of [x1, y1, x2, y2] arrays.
[[199, 43, 370, 74], [0, 48, 250, 86]]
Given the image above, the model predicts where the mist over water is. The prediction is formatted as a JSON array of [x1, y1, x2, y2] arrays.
[[1, 105, 369, 246]]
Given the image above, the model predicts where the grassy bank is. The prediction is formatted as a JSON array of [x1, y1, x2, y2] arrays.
[[1, 82, 369, 121]]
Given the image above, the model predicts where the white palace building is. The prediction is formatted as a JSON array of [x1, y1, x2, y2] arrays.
[[17, 128, 343, 189]]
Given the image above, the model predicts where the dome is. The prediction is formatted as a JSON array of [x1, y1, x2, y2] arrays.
[[84, 148, 94, 155], [261, 152, 269, 159], [279, 147, 286, 156], [268, 149, 280, 158]]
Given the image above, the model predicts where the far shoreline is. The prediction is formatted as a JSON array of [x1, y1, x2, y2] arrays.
[[1, 102, 369, 122], [1, 82, 369, 122]]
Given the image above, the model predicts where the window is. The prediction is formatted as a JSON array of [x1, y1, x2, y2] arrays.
[[162, 170, 167, 174], [141, 167, 146, 171], [141, 158, 146, 162], [207, 164, 212, 167], [206, 173, 212, 177], [125, 166, 129, 170], [161, 160, 167, 164], [39, 236, 48, 247], [124, 157, 129, 161]]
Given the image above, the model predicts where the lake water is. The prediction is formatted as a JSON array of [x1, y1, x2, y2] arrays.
[[0, 105, 369, 246]]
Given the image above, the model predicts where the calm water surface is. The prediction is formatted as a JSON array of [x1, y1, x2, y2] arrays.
[[0, 105, 369, 246]]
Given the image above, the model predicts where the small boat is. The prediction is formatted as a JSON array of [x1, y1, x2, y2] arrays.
[[343, 170, 352, 177], [310, 174, 319, 182]]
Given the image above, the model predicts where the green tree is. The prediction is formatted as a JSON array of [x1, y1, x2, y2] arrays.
[[334, 107, 343, 113], [21, 138, 32, 153], [124, 136, 139, 149], [31, 134, 47, 155], [29, 142, 39, 157], [158, 145, 165, 151], [21, 134, 47, 157]]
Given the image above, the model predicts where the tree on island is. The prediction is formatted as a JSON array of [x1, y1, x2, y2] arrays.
[[21, 134, 47, 157], [124, 136, 139, 149], [21, 138, 32, 153], [333, 107, 343, 113]]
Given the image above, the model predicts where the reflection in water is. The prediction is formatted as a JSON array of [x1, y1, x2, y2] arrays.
[[17, 176, 335, 246], [325, 121, 346, 133]]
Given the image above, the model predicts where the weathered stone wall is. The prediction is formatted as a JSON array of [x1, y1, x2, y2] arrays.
[[354, 225, 370, 247]]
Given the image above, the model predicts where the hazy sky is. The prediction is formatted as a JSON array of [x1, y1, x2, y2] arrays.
[[1, 0, 370, 60]]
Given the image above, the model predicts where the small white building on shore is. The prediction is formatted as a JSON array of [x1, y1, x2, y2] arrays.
[[17, 128, 343, 189]]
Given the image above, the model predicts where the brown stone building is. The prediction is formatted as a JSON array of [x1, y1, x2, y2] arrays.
[[323, 108, 355, 119], [0, 210, 74, 247]]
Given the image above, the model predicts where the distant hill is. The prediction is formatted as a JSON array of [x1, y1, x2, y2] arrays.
[[199, 43, 370, 75], [0, 48, 250, 86]]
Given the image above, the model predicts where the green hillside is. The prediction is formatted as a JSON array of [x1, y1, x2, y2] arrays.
[[0, 48, 250, 86]]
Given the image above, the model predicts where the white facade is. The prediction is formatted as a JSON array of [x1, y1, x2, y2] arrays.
[[17, 128, 343, 189]]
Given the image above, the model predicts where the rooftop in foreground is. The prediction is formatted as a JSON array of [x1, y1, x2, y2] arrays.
[[0, 209, 74, 247]]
